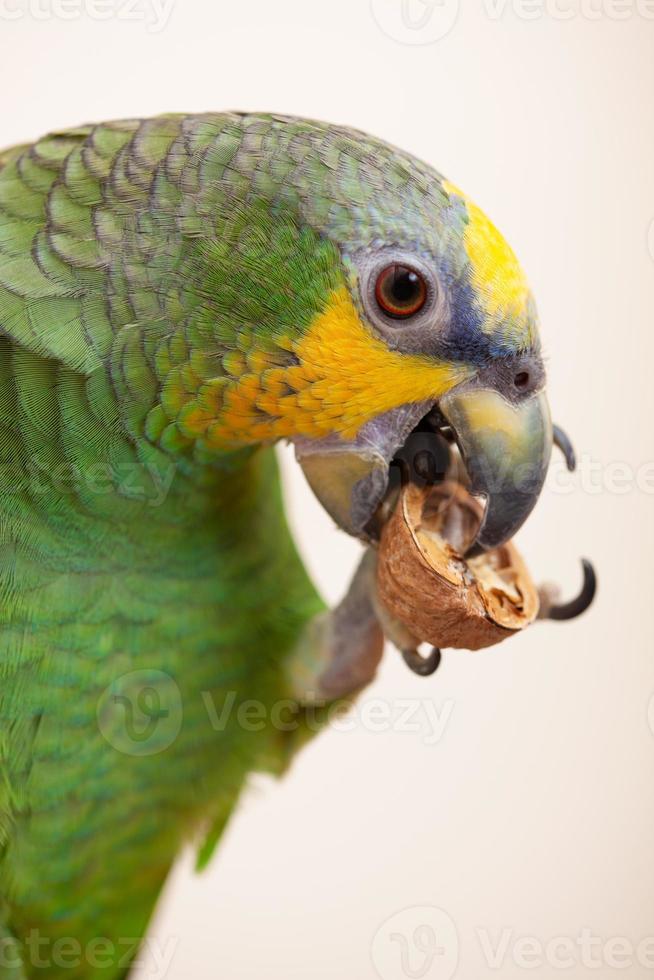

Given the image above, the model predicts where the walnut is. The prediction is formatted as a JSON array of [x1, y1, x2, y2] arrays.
[[377, 481, 539, 651]]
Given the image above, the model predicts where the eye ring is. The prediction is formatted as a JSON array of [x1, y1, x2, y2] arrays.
[[374, 263, 428, 319]]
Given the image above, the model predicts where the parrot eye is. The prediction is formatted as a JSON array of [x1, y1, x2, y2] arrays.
[[374, 264, 428, 319], [358, 249, 442, 342]]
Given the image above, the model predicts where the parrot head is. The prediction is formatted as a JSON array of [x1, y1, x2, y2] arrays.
[[179, 117, 552, 555], [289, 170, 551, 556]]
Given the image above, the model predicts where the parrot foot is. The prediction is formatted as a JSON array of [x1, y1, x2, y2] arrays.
[[287, 550, 384, 703], [537, 558, 597, 621]]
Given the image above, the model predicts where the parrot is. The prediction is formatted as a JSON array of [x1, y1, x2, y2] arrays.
[[0, 112, 591, 978]]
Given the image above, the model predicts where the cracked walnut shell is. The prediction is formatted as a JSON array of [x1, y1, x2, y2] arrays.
[[377, 481, 540, 651]]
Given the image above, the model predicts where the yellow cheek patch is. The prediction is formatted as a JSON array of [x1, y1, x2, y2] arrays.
[[443, 179, 533, 342], [178, 286, 470, 449]]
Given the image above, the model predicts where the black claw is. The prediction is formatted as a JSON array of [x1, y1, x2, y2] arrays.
[[402, 646, 442, 676], [547, 559, 597, 621], [553, 424, 577, 472]]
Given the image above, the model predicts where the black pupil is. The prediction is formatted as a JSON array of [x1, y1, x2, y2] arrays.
[[390, 268, 420, 304]]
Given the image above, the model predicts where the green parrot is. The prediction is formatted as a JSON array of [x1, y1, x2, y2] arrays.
[[0, 112, 575, 978]]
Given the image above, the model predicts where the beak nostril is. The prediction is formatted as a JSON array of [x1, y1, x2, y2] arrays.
[[514, 371, 530, 389]]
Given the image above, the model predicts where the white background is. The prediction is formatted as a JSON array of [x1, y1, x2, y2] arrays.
[[3, 0, 654, 976]]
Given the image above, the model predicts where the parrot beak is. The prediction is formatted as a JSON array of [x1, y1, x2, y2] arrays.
[[294, 373, 553, 555], [438, 382, 552, 556], [293, 402, 433, 538]]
